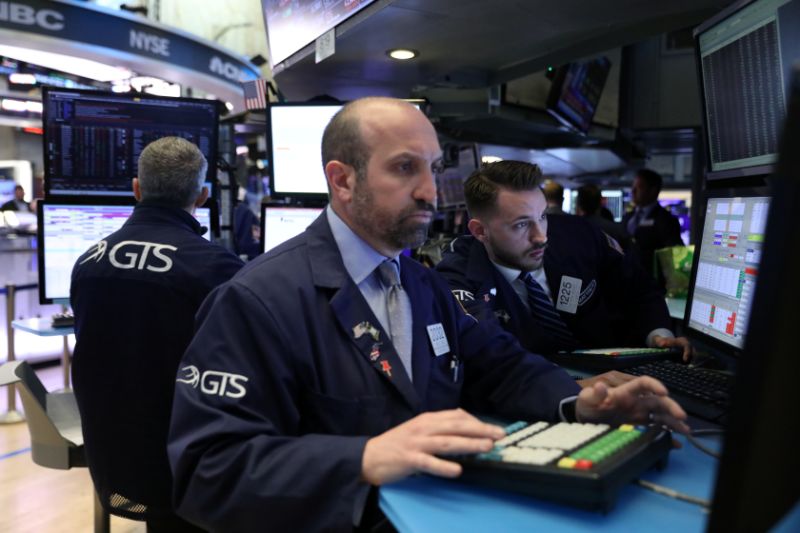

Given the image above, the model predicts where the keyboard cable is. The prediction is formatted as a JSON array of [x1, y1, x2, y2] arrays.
[[685, 428, 724, 459], [635, 479, 711, 509]]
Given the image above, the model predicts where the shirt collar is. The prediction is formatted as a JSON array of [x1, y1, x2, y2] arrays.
[[326, 205, 396, 284]]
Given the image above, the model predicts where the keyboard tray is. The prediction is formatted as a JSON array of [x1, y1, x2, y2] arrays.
[[550, 346, 683, 371]]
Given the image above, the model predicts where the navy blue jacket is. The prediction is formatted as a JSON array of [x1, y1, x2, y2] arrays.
[[435, 215, 670, 355], [168, 213, 580, 532], [622, 203, 683, 276], [70, 203, 243, 520]]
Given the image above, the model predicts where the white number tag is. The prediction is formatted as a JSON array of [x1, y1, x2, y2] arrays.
[[556, 276, 582, 314]]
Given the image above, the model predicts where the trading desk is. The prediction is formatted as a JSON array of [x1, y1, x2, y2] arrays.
[[379, 432, 790, 532]]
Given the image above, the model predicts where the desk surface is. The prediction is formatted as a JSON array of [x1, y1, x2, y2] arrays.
[[380, 433, 717, 532], [11, 317, 74, 336]]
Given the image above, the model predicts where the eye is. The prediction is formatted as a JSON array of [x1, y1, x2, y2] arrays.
[[431, 161, 445, 175], [396, 160, 415, 174], [513, 221, 530, 230]]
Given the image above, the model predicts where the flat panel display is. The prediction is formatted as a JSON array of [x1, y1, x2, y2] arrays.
[[685, 194, 770, 350], [43, 87, 219, 198], [267, 103, 341, 198], [260, 205, 323, 254], [695, 0, 800, 179], [546, 57, 611, 132]]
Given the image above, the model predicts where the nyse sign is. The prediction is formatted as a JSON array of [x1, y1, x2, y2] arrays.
[[130, 29, 170, 57]]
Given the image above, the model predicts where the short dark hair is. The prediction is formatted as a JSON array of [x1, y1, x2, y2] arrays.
[[636, 168, 663, 194], [464, 160, 544, 218], [137, 137, 207, 208], [320, 100, 371, 182], [542, 180, 564, 204], [576, 184, 602, 215]]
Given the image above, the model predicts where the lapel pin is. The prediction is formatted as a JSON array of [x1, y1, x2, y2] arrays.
[[353, 321, 381, 341], [370, 343, 382, 361], [380, 360, 392, 378]]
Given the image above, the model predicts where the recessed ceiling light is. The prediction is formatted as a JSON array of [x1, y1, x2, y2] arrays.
[[387, 49, 418, 60]]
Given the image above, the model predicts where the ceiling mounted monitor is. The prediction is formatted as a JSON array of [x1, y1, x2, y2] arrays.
[[262, 0, 380, 68], [545, 57, 612, 133]]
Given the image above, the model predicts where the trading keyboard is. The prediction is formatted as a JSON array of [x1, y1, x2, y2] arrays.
[[552, 346, 683, 371], [452, 421, 672, 511], [625, 360, 734, 423]]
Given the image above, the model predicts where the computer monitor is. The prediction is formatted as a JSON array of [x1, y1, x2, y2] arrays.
[[684, 192, 770, 354], [694, 0, 800, 181], [43, 87, 219, 198], [259, 204, 323, 254], [545, 56, 612, 133], [707, 66, 800, 532], [262, 0, 379, 67], [600, 190, 623, 222], [37, 202, 211, 304], [267, 102, 342, 199]]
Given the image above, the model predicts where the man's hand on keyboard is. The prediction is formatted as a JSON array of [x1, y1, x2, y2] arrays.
[[361, 409, 506, 486], [577, 371, 636, 388], [575, 376, 690, 435], [652, 335, 694, 362]]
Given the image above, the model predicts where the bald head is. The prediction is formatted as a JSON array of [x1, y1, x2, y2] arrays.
[[321, 97, 428, 182]]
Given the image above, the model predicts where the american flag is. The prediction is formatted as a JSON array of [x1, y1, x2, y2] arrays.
[[242, 79, 268, 110]]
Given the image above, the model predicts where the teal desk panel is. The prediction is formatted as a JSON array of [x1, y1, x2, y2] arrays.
[[380, 434, 717, 532]]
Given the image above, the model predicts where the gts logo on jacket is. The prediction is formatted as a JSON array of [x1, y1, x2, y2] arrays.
[[176, 365, 248, 399], [81, 240, 177, 272]]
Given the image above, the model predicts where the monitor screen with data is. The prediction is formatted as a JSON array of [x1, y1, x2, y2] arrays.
[[260, 205, 323, 254], [38, 202, 211, 303], [695, 0, 800, 179], [43, 87, 219, 198], [685, 194, 770, 350]]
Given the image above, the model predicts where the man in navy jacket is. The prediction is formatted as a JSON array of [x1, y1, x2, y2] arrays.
[[168, 98, 688, 532], [71, 137, 243, 532], [436, 161, 690, 360]]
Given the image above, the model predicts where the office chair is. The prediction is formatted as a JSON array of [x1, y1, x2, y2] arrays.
[[0, 360, 110, 533]]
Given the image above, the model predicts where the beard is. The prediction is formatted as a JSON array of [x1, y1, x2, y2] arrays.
[[351, 182, 435, 251], [490, 239, 548, 272]]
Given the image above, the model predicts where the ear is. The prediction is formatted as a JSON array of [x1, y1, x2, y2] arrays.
[[325, 160, 356, 204], [132, 178, 142, 201], [467, 218, 488, 242], [194, 186, 209, 208]]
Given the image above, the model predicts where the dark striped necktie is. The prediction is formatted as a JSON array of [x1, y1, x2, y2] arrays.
[[520, 272, 576, 349]]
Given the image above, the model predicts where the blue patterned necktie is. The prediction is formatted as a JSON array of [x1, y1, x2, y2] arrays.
[[520, 272, 576, 349], [377, 260, 414, 381]]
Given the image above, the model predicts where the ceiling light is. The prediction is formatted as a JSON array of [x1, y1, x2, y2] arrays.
[[481, 156, 503, 164], [387, 49, 418, 60], [0, 44, 132, 82]]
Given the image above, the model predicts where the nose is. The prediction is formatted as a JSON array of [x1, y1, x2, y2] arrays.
[[413, 168, 437, 206], [528, 221, 546, 243]]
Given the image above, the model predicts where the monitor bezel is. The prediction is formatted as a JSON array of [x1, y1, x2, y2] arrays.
[[41, 86, 221, 200], [37, 197, 135, 305], [693, 0, 782, 182], [265, 101, 342, 202], [682, 185, 771, 358]]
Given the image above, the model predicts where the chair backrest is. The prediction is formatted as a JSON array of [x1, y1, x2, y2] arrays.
[[0, 360, 85, 469]]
